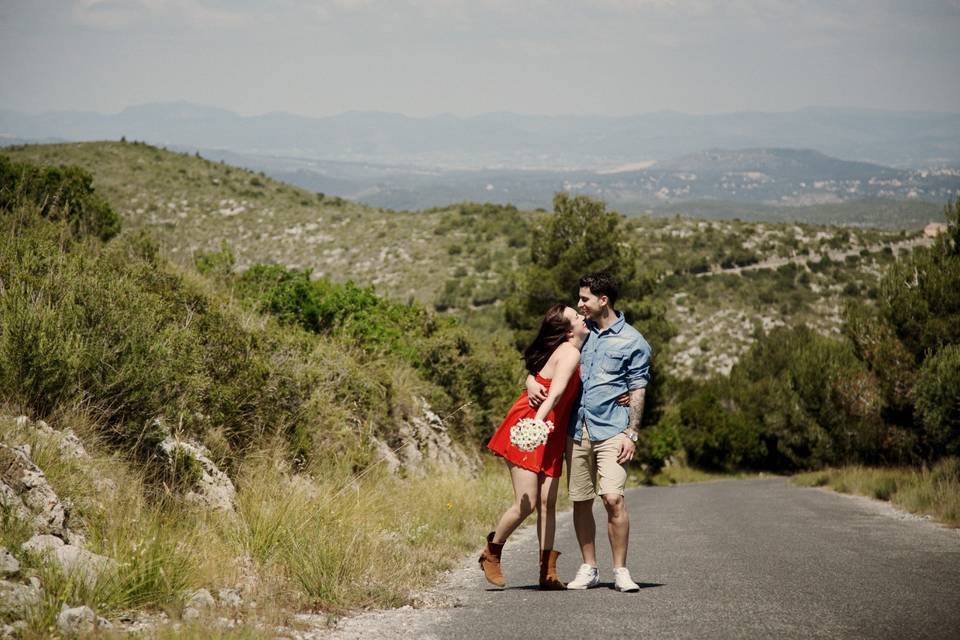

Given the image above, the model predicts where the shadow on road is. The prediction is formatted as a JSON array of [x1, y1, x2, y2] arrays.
[[487, 582, 664, 592]]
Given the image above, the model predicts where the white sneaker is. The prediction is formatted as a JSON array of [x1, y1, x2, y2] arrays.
[[613, 567, 640, 592], [566, 563, 599, 590]]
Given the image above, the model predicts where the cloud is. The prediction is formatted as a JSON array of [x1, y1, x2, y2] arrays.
[[72, 0, 253, 29]]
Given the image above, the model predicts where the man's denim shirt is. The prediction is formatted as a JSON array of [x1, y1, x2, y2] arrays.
[[569, 312, 652, 442]]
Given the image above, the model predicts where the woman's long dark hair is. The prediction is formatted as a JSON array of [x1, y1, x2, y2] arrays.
[[524, 303, 572, 375]]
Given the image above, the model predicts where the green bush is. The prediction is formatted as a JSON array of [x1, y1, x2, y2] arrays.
[[672, 382, 766, 471], [232, 264, 523, 444], [914, 344, 960, 457], [878, 197, 960, 360], [0, 207, 424, 472], [0, 155, 120, 240]]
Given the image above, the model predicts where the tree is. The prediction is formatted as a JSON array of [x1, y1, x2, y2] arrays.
[[505, 192, 636, 340], [505, 192, 674, 427]]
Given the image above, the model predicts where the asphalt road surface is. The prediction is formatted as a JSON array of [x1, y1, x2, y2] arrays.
[[326, 478, 960, 640]]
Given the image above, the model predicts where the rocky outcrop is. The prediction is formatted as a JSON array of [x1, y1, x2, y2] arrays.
[[56, 604, 111, 636], [21, 534, 117, 588], [0, 442, 69, 538], [0, 418, 117, 627], [30, 419, 89, 460], [157, 432, 237, 513], [373, 397, 477, 475], [0, 548, 19, 579], [0, 577, 41, 619]]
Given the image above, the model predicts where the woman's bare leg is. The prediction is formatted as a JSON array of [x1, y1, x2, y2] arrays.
[[536, 473, 561, 551], [492, 462, 539, 544]]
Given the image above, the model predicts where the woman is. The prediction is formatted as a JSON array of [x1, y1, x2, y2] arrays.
[[480, 304, 588, 590]]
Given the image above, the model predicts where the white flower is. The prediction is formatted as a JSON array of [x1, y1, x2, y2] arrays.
[[509, 418, 555, 452]]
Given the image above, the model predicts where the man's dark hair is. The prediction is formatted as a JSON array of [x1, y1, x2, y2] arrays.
[[579, 271, 619, 307]]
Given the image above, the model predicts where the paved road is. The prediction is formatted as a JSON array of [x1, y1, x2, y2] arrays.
[[407, 478, 960, 640]]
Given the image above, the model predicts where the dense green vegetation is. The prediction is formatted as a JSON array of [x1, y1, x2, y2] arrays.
[[2, 144, 950, 477], [0, 154, 120, 240], [669, 198, 960, 471], [0, 158, 521, 478]]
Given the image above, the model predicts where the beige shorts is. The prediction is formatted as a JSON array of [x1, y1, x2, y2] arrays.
[[566, 424, 628, 502]]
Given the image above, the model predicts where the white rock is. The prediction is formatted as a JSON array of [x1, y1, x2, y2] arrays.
[[0, 444, 68, 535], [0, 548, 19, 578], [20, 533, 63, 554], [394, 397, 476, 475], [0, 579, 41, 618], [57, 605, 96, 636], [56, 430, 89, 460], [158, 433, 237, 512], [21, 534, 117, 588], [217, 587, 242, 608], [182, 606, 200, 621], [188, 588, 216, 610]]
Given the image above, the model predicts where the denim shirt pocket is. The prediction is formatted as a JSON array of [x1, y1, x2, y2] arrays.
[[601, 352, 625, 374]]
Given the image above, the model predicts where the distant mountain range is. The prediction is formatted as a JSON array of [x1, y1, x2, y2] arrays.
[[3, 103, 959, 219], [2, 102, 960, 170], [179, 146, 957, 217]]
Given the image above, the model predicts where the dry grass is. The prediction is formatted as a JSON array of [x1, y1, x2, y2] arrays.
[[229, 454, 513, 613], [0, 413, 519, 636], [792, 458, 960, 527]]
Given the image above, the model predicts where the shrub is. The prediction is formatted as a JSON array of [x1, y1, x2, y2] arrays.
[[232, 264, 522, 445], [878, 197, 960, 360], [0, 207, 423, 471], [670, 381, 766, 471], [0, 155, 121, 240], [914, 344, 960, 457]]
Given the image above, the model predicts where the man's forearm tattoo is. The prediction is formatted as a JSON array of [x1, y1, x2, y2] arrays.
[[628, 388, 646, 432]]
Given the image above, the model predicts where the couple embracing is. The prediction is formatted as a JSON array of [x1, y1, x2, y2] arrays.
[[482, 271, 651, 592]]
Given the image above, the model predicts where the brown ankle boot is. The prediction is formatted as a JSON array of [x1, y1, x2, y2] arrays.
[[539, 549, 565, 590], [479, 532, 506, 587]]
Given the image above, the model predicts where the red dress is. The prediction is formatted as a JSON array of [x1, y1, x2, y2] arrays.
[[486, 368, 581, 477]]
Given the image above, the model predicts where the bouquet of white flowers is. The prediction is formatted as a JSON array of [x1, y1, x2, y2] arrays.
[[509, 418, 555, 452]]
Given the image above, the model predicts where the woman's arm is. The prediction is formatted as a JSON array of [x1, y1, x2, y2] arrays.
[[534, 347, 580, 423], [526, 374, 547, 407]]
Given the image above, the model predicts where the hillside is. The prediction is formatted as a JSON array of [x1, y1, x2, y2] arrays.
[[0, 142, 925, 379], [150, 145, 956, 221], [1, 142, 955, 638]]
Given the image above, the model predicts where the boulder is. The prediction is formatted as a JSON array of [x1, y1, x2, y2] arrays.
[[394, 398, 477, 475], [21, 534, 117, 588], [31, 420, 89, 460], [217, 587, 242, 608], [187, 588, 216, 610], [158, 434, 236, 512], [0, 444, 68, 536], [0, 621, 27, 639], [0, 547, 19, 578], [0, 579, 41, 618], [56, 605, 96, 636]]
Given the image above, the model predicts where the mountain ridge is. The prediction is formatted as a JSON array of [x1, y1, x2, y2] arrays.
[[3, 102, 959, 169]]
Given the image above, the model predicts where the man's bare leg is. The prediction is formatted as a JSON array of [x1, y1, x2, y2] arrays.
[[572, 499, 598, 566], [601, 493, 629, 567]]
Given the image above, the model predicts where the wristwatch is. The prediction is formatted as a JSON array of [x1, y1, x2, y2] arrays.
[[624, 430, 639, 443]]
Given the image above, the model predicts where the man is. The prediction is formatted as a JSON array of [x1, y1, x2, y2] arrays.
[[527, 271, 651, 592]]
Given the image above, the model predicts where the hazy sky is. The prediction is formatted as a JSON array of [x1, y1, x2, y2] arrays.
[[2, 0, 959, 117]]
